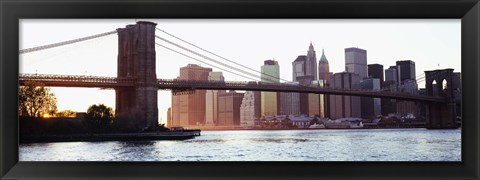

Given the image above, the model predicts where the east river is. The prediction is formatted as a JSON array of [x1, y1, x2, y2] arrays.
[[19, 128, 461, 161]]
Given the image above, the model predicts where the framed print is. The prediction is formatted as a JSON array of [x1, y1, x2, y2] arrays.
[[1, 0, 479, 179]]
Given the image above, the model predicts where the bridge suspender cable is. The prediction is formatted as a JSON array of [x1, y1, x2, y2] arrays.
[[155, 43, 260, 82], [19, 30, 118, 54], [155, 27, 292, 83], [155, 35, 270, 82]]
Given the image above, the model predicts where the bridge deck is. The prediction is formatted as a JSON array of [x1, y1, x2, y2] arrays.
[[19, 74, 446, 103]]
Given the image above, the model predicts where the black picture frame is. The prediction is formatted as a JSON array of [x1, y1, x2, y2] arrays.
[[1, 0, 479, 179]]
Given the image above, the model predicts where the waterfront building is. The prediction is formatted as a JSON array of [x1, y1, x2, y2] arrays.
[[360, 78, 381, 119], [261, 60, 280, 117], [306, 42, 318, 80], [205, 72, 225, 126], [292, 55, 307, 82], [240, 91, 261, 128], [318, 49, 331, 85], [368, 64, 384, 86], [345, 47, 368, 79], [328, 72, 361, 119], [171, 64, 212, 127], [217, 91, 244, 126]]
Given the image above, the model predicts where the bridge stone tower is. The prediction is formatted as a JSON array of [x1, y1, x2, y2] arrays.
[[424, 68, 456, 129], [115, 21, 158, 130]]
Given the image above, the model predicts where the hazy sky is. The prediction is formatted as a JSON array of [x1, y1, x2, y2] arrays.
[[20, 19, 461, 123]]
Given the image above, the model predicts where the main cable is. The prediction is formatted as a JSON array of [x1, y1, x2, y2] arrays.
[[20, 30, 117, 54]]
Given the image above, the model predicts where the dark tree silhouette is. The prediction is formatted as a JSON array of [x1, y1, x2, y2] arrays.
[[84, 104, 114, 133], [19, 81, 57, 117]]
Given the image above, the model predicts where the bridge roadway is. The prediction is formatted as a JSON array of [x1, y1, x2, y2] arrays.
[[19, 74, 446, 103]]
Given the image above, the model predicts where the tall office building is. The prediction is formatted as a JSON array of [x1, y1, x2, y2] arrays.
[[395, 60, 418, 117], [368, 64, 384, 86], [360, 78, 381, 119], [217, 91, 244, 126], [396, 60, 416, 81], [345, 47, 368, 79], [205, 72, 225, 126], [261, 60, 280, 117], [240, 91, 261, 127], [328, 72, 361, 119], [306, 43, 318, 80], [171, 64, 212, 127], [382, 66, 399, 115], [295, 75, 315, 115], [278, 90, 300, 116], [309, 80, 326, 117], [292, 55, 307, 82], [318, 49, 331, 85], [396, 79, 419, 117]]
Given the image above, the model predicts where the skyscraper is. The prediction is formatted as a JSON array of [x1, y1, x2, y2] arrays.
[[205, 72, 225, 126], [368, 64, 384, 86], [261, 60, 280, 117], [329, 72, 361, 119], [360, 78, 381, 119], [171, 64, 212, 127], [306, 43, 318, 80], [345, 47, 368, 79], [217, 91, 244, 126], [240, 91, 261, 128], [396, 60, 416, 81], [385, 66, 398, 82], [318, 49, 331, 85], [278, 90, 300, 116], [292, 55, 307, 82]]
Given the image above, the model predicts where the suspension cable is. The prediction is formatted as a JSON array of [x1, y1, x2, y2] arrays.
[[155, 35, 277, 82], [155, 42, 260, 82], [155, 27, 292, 83], [20, 30, 117, 54]]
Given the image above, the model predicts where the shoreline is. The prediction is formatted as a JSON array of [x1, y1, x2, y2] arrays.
[[183, 126, 432, 131], [20, 131, 201, 144]]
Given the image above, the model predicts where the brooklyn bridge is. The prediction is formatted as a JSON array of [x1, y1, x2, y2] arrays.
[[19, 21, 458, 129]]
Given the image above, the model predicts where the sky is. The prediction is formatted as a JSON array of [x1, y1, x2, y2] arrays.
[[19, 19, 461, 124]]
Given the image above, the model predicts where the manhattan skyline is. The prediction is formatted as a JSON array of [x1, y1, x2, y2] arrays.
[[20, 19, 461, 124]]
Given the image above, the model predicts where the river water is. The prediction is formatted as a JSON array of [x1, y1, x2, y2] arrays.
[[19, 128, 461, 161]]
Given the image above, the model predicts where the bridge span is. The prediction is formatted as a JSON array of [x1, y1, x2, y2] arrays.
[[19, 74, 446, 103]]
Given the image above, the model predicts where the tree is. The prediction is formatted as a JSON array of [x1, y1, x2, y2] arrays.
[[19, 81, 57, 117], [84, 104, 114, 132], [56, 110, 77, 118]]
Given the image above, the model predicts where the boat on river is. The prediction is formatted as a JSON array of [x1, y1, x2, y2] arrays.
[[309, 123, 325, 129]]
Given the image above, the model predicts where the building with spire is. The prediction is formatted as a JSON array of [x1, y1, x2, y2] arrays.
[[306, 42, 318, 80], [318, 49, 331, 85]]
